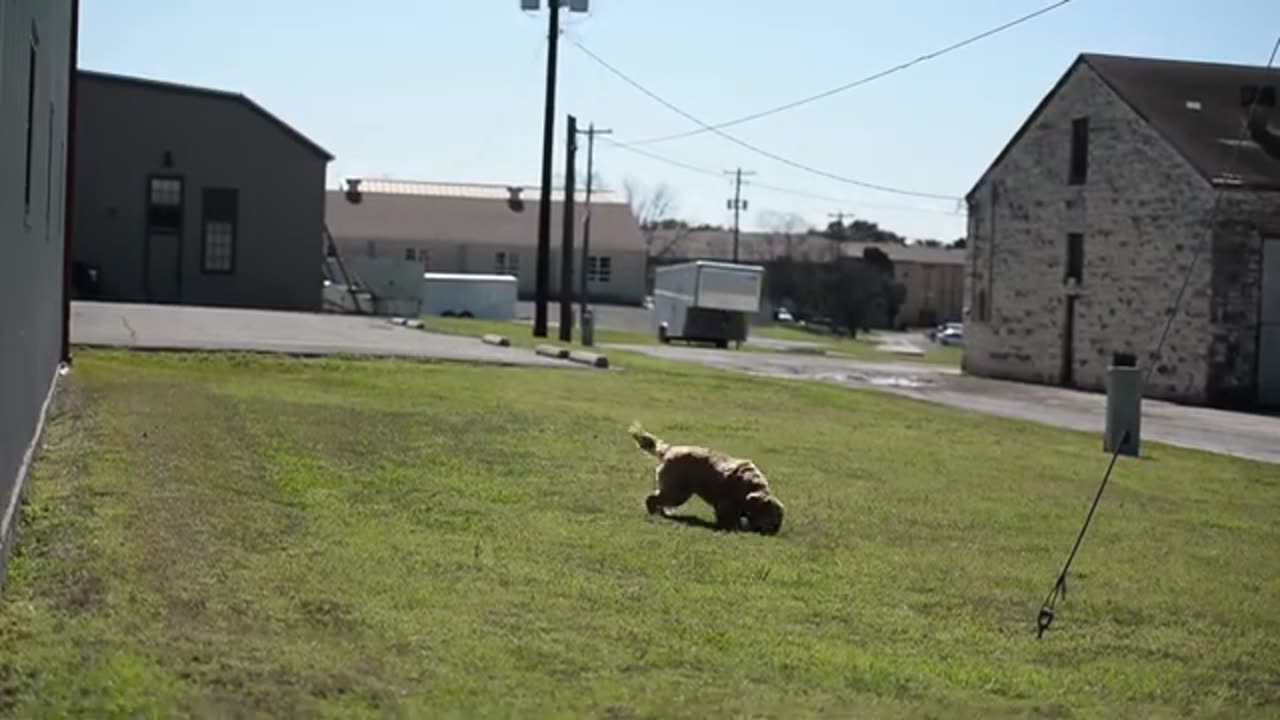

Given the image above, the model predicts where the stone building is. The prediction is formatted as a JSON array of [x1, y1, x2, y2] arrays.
[[964, 53, 1280, 409]]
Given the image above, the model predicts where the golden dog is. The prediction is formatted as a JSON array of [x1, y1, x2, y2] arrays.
[[629, 422, 784, 534]]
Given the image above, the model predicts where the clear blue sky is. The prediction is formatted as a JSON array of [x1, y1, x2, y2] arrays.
[[79, 0, 1280, 241]]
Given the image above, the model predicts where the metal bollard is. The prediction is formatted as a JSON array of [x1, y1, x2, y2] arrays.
[[1104, 353, 1141, 457], [581, 307, 595, 347]]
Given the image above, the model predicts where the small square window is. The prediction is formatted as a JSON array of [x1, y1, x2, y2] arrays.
[[404, 247, 416, 261], [150, 178, 182, 206], [587, 255, 612, 283], [494, 251, 519, 275]]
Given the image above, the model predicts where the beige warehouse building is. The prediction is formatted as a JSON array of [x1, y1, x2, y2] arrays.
[[326, 179, 649, 306]]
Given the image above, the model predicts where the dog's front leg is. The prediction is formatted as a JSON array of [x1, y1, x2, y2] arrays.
[[714, 497, 745, 531]]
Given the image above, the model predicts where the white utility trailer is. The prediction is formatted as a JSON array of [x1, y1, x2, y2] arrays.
[[652, 261, 765, 348], [420, 273, 518, 320]]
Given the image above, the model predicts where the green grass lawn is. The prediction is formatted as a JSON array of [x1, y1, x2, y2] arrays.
[[753, 325, 964, 366], [1, 349, 1277, 717]]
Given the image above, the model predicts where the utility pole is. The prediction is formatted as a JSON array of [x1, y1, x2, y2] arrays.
[[559, 115, 578, 342], [525, 0, 589, 337], [828, 210, 856, 226], [578, 122, 612, 346], [826, 210, 856, 260], [725, 168, 755, 263]]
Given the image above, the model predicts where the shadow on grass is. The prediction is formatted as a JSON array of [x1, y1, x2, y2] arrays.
[[661, 513, 728, 532]]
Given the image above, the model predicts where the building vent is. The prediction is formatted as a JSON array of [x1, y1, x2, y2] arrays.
[[506, 186, 526, 212], [344, 178, 363, 204]]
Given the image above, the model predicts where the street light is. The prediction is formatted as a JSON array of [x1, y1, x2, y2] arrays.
[[522, 0, 590, 338]]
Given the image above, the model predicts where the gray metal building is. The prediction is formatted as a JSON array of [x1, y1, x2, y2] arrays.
[[72, 70, 333, 311], [1, 0, 76, 583]]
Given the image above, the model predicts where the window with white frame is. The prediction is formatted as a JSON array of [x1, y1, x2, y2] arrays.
[[587, 255, 612, 283], [494, 251, 519, 275]]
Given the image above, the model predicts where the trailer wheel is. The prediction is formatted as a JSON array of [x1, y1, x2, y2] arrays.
[[459, 310, 474, 319], [658, 323, 670, 344], [442, 310, 457, 318], [715, 339, 729, 349]]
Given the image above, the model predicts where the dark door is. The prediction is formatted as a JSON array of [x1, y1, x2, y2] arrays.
[[145, 177, 184, 303], [1260, 237, 1280, 406], [1061, 295, 1076, 387]]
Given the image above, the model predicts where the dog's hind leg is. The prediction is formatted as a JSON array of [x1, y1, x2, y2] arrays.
[[646, 466, 691, 516]]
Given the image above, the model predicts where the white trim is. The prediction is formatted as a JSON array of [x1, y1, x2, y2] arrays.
[[1, 363, 63, 580]]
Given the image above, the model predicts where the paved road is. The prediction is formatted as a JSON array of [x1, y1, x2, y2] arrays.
[[72, 302, 575, 367], [610, 343, 1280, 465], [517, 301, 654, 334]]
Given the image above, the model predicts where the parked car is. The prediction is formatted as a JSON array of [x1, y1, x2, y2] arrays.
[[937, 324, 964, 347], [929, 321, 963, 343]]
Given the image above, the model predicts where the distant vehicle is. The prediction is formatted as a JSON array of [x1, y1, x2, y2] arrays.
[[937, 325, 964, 347], [774, 307, 794, 323], [929, 321, 963, 342], [652, 261, 765, 349]]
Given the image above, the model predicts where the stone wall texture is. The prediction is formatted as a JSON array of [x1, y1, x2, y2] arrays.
[[963, 62, 1236, 404]]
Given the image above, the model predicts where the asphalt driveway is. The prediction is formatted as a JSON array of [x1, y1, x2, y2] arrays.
[[71, 302, 573, 367], [610, 343, 1280, 465]]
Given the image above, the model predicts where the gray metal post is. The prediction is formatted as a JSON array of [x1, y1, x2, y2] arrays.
[[1104, 355, 1142, 457]]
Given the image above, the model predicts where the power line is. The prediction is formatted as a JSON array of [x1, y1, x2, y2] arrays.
[[600, 137, 966, 218], [570, 38, 961, 201], [1036, 32, 1280, 639], [627, 0, 1074, 147]]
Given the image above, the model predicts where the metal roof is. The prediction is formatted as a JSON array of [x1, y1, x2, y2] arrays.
[[345, 177, 626, 205], [77, 69, 334, 161], [968, 53, 1280, 198], [325, 178, 646, 251]]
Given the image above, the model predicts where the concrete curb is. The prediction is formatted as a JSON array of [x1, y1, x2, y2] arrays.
[[482, 334, 511, 347], [568, 350, 609, 368], [535, 344, 570, 360]]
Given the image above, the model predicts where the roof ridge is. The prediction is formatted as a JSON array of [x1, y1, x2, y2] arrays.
[[77, 69, 333, 161]]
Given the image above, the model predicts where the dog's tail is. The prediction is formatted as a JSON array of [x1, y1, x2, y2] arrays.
[[629, 421, 669, 459]]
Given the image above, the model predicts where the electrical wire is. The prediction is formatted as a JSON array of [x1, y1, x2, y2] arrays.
[[1036, 33, 1280, 639], [570, 38, 961, 201], [600, 136, 967, 218], [626, 0, 1074, 147]]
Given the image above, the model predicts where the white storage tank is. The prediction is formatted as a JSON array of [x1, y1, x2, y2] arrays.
[[420, 273, 518, 320]]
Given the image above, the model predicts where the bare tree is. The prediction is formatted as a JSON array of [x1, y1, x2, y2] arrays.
[[623, 178, 685, 258], [623, 178, 676, 227], [758, 210, 809, 262]]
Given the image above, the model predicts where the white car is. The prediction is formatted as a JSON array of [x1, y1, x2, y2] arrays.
[[937, 325, 964, 347]]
